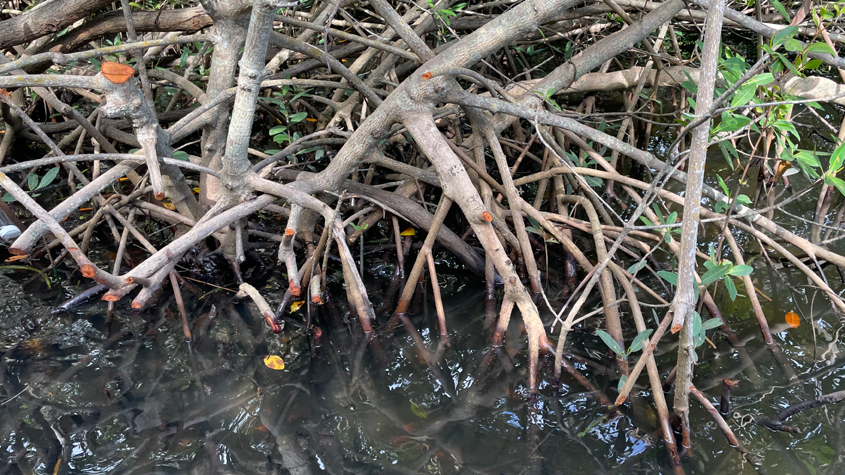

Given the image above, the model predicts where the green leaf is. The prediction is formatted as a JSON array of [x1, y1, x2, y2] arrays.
[[657, 271, 678, 286], [717, 175, 730, 197], [702, 318, 723, 331], [289, 111, 308, 123], [273, 133, 291, 143], [783, 38, 803, 52], [745, 73, 775, 88], [728, 264, 753, 276], [735, 194, 752, 205], [585, 176, 603, 188], [681, 69, 698, 94], [772, 120, 799, 139], [179, 48, 190, 70], [37, 167, 60, 190], [830, 142, 845, 172], [269, 125, 287, 135], [770, 2, 792, 25], [725, 274, 737, 300], [27, 173, 38, 191], [699, 262, 731, 286], [666, 211, 678, 224], [795, 150, 821, 168], [597, 329, 625, 356], [827, 176, 845, 197], [804, 59, 823, 70], [776, 52, 802, 76], [629, 329, 653, 353], [693, 311, 705, 347], [731, 83, 757, 108], [805, 42, 836, 55], [627, 260, 646, 275], [716, 111, 751, 133], [1, 193, 15, 203], [172, 151, 190, 161], [617, 374, 628, 394]]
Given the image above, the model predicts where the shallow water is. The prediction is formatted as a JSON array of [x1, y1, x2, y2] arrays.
[[3, 100, 845, 474], [1, 247, 845, 475]]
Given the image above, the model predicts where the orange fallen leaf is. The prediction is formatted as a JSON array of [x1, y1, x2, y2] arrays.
[[785, 311, 800, 328], [400, 227, 416, 236], [101, 61, 135, 84], [162, 199, 175, 210], [5, 255, 29, 262], [78, 207, 92, 212], [263, 355, 285, 370]]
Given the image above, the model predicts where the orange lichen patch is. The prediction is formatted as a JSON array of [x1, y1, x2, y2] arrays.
[[289, 279, 301, 296], [101, 61, 135, 84], [67, 247, 79, 253], [481, 211, 493, 222], [0, 89, 10, 98], [284, 228, 295, 236], [311, 295, 323, 304], [8, 247, 26, 255], [670, 324, 682, 334], [785, 311, 801, 328], [131, 301, 143, 309], [80, 264, 96, 278], [102, 294, 120, 302], [422, 72, 432, 79], [154, 192, 165, 201]]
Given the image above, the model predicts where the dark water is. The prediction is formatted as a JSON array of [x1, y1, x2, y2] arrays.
[[1, 246, 845, 475], [3, 104, 845, 474]]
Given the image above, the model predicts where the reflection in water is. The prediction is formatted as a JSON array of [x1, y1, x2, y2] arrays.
[[1, 262, 845, 475]]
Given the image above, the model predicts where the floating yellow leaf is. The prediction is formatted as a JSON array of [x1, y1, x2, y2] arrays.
[[263, 355, 285, 370], [410, 401, 428, 419], [162, 200, 175, 210], [785, 311, 800, 328], [290, 300, 305, 312], [193, 187, 200, 194], [400, 227, 416, 236]]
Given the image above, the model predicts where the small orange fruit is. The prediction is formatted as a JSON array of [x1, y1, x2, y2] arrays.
[[785, 311, 800, 328]]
